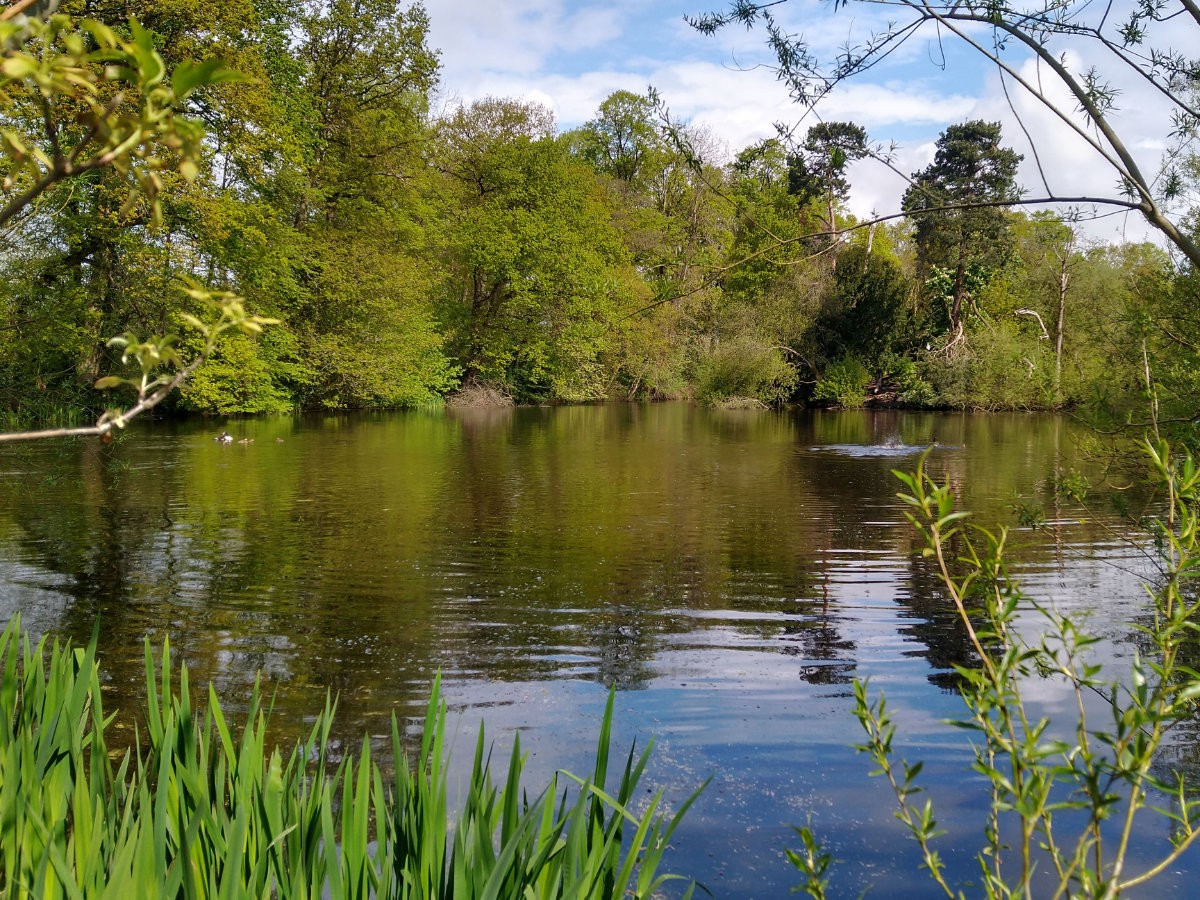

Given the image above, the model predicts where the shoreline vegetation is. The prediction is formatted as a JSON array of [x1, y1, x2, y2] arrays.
[[1, 7, 1196, 437]]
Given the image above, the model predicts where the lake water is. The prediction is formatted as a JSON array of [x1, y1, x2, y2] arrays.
[[0, 404, 1195, 896]]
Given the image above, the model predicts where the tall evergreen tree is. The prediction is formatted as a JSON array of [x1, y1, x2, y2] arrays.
[[788, 121, 869, 248], [902, 121, 1022, 334]]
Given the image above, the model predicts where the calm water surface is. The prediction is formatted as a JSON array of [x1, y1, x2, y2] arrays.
[[0, 405, 1194, 896]]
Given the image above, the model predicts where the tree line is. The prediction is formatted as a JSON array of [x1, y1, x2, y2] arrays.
[[2, 0, 1197, 429]]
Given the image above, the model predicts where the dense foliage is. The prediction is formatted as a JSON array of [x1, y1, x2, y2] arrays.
[[0, 617, 701, 898], [1, 1, 1198, 432]]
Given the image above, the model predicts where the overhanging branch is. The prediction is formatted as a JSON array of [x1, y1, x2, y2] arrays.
[[0, 354, 206, 443]]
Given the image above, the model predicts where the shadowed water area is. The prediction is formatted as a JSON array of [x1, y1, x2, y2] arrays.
[[1, 404, 1197, 896]]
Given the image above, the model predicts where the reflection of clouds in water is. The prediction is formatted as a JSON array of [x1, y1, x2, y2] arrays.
[[0, 559, 73, 638], [1010, 666, 1101, 733], [212, 631, 295, 686]]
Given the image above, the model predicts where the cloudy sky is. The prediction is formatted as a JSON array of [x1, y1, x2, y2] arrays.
[[426, 0, 1181, 246]]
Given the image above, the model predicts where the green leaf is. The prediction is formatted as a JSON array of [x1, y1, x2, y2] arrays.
[[1, 56, 40, 81], [81, 20, 119, 49], [128, 19, 165, 89], [178, 158, 198, 183], [171, 58, 243, 99]]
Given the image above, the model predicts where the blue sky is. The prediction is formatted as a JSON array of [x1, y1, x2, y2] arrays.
[[426, 1, 1176, 245]]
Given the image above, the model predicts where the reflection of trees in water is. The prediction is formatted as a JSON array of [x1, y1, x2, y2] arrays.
[[898, 552, 980, 690], [447, 404, 520, 535], [1, 429, 436, 737], [3, 440, 186, 710], [804, 408, 944, 447], [777, 602, 857, 686], [788, 409, 1107, 690], [427, 405, 858, 691], [789, 422, 963, 685], [0, 406, 1130, 748]]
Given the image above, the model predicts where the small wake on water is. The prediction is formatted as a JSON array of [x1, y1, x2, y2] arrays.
[[807, 438, 964, 458]]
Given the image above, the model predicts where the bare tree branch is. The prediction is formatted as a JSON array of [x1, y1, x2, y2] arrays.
[[1014, 307, 1050, 339], [0, 0, 42, 22]]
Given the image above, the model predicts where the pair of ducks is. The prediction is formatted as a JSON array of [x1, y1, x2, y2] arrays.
[[214, 431, 284, 445]]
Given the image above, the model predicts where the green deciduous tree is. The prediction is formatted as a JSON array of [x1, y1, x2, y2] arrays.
[[432, 98, 639, 401], [570, 92, 736, 400], [573, 89, 664, 190], [182, 0, 452, 410], [708, 138, 824, 396], [291, 0, 437, 226], [723, 139, 808, 304], [264, 0, 452, 409]]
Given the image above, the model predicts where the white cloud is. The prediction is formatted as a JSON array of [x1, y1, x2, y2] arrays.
[[809, 81, 978, 128], [429, 1, 550, 77], [559, 8, 625, 50], [429, 1, 629, 80], [843, 146, 930, 223]]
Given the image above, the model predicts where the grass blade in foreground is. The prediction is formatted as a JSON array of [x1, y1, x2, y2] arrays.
[[0, 617, 704, 898]]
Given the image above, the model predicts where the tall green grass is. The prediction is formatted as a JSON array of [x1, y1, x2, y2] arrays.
[[0, 618, 704, 898], [0, 401, 90, 431]]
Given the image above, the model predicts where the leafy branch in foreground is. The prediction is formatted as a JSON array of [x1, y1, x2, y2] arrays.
[[0, 282, 276, 442], [791, 442, 1200, 898], [0, 615, 705, 898], [0, 13, 242, 229], [0, 12, 258, 441]]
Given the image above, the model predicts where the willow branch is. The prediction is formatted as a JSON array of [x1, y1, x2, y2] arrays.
[[1178, 0, 1200, 29], [914, 4, 1118, 176], [0, 169, 59, 228], [917, 3, 1200, 267]]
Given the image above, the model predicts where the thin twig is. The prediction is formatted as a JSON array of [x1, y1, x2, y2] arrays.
[[0, 0, 41, 22], [0, 354, 204, 443]]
